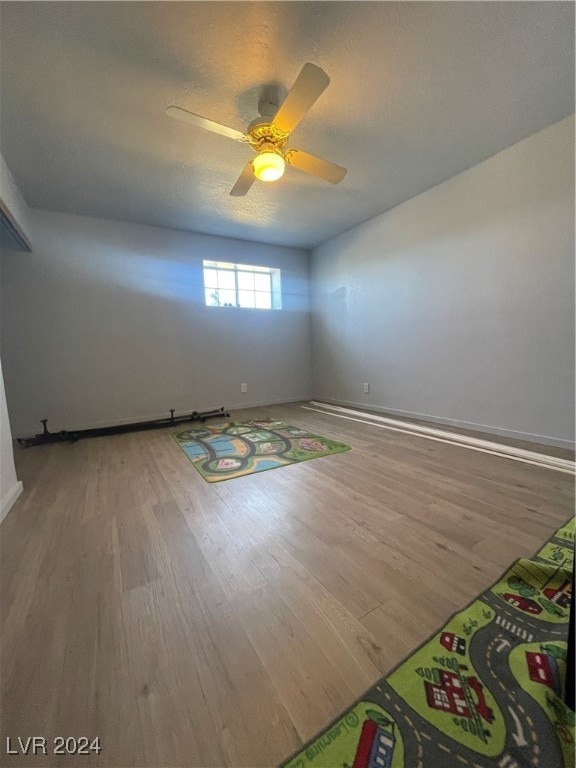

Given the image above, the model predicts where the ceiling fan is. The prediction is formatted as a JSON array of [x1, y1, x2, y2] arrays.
[[166, 63, 347, 196]]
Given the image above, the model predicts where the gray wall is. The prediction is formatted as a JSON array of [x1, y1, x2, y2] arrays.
[[0, 210, 311, 434], [2, 118, 574, 447], [311, 116, 575, 447]]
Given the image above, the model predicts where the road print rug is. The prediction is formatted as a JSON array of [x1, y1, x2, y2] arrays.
[[171, 419, 351, 482], [280, 519, 575, 768]]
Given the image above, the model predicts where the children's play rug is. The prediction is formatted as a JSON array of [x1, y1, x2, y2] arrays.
[[280, 520, 575, 768], [171, 419, 350, 482]]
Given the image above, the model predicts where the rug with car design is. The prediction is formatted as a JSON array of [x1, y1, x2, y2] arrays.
[[280, 519, 575, 768], [172, 419, 351, 482]]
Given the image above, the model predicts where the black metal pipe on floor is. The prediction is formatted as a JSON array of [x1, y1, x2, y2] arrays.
[[17, 407, 230, 448]]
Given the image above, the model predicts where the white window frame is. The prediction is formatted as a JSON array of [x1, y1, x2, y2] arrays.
[[203, 260, 281, 310]]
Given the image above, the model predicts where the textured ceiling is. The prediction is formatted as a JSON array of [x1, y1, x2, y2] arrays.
[[0, 2, 574, 249]]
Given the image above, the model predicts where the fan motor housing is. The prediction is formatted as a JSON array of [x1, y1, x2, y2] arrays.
[[247, 121, 290, 153], [247, 115, 272, 133]]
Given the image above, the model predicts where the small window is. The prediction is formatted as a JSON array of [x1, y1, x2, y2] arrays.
[[203, 261, 281, 309]]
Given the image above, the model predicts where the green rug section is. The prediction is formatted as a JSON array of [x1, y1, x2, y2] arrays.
[[171, 419, 351, 483], [280, 519, 575, 768]]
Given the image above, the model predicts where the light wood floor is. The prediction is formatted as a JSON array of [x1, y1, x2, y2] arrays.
[[1, 403, 573, 767]]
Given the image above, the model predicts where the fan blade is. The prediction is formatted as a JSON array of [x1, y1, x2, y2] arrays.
[[273, 63, 330, 134], [285, 149, 347, 184], [166, 106, 246, 142], [230, 162, 256, 196]]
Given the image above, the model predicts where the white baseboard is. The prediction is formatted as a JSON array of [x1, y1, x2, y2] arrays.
[[306, 402, 574, 474], [1, 480, 23, 524], [18, 395, 569, 450], [312, 397, 575, 450], [227, 396, 311, 412]]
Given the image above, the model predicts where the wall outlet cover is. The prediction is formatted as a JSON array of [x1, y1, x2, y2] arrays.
[[363, 383, 370, 394], [241, 383, 248, 393]]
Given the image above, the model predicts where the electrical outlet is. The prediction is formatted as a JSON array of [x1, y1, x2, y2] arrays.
[[363, 383, 370, 394], [241, 383, 247, 393]]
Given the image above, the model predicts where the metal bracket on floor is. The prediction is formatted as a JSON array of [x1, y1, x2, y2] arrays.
[[17, 407, 230, 448]]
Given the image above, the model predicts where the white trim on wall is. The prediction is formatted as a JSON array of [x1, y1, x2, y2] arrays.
[[312, 397, 575, 450], [304, 402, 575, 474], [1, 480, 23, 525]]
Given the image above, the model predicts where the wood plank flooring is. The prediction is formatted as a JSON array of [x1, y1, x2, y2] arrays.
[[1, 402, 573, 767]]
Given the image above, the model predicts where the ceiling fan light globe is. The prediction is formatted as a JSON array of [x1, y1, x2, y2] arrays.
[[253, 151, 285, 182]]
